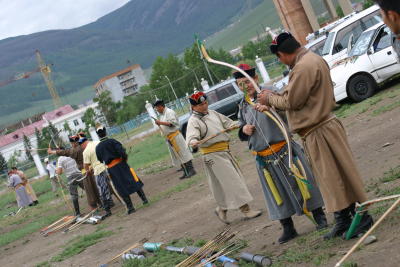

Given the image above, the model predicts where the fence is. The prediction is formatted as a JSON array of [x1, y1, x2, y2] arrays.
[[107, 96, 189, 137]]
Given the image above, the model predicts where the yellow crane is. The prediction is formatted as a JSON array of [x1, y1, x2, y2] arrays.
[[0, 50, 62, 109], [35, 50, 62, 108]]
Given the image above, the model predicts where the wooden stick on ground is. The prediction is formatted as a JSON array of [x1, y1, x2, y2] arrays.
[[41, 216, 69, 233], [43, 216, 76, 236], [64, 209, 97, 233], [335, 196, 400, 267]]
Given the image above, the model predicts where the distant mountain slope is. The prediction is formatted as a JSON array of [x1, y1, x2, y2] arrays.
[[0, 0, 266, 126]]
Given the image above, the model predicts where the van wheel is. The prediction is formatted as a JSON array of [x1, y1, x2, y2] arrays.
[[347, 74, 377, 102]]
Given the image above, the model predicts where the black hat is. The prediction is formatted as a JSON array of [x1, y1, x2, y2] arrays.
[[270, 32, 298, 54], [153, 99, 164, 107], [233, 63, 256, 79]]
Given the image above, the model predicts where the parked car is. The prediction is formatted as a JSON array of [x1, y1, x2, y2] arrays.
[[179, 78, 243, 137], [321, 5, 382, 67], [331, 22, 400, 102]]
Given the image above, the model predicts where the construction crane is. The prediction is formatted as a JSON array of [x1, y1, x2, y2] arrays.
[[0, 50, 62, 109]]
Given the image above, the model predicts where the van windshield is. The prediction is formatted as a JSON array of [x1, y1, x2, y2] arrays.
[[322, 32, 335, 56], [206, 84, 237, 105]]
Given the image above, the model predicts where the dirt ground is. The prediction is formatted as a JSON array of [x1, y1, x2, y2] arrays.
[[1, 87, 400, 267]]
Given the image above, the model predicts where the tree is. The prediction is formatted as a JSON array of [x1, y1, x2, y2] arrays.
[[37, 126, 51, 156], [63, 121, 72, 136], [7, 150, 20, 169], [82, 107, 97, 130], [183, 42, 234, 87], [0, 152, 7, 173], [363, 0, 374, 10], [241, 34, 273, 60], [23, 134, 33, 161], [94, 91, 119, 126], [336, 5, 344, 18]]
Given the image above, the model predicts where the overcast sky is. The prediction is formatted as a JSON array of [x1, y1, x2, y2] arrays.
[[0, 0, 130, 41]]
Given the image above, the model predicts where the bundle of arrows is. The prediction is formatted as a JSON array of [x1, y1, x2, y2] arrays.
[[176, 227, 236, 267]]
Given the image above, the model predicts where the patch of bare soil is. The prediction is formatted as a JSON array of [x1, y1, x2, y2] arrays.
[[1, 88, 400, 267]]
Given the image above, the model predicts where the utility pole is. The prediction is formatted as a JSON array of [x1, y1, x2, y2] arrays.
[[164, 75, 184, 113], [195, 40, 215, 85]]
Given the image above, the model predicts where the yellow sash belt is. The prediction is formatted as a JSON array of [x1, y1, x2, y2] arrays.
[[200, 141, 229, 155], [263, 169, 283, 206], [130, 168, 140, 182], [167, 130, 180, 154]]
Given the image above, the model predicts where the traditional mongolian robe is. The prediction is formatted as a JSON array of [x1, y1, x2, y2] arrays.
[[8, 174, 32, 207], [186, 110, 253, 210], [56, 146, 100, 208], [265, 48, 367, 212], [159, 107, 193, 166], [238, 98, 324, 220], [16, 170, 38, 202], [95, 137, 143, 197]]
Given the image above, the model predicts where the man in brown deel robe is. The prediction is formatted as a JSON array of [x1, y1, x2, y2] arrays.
[[48, 135, 101, 210], [256, 32, 373, 240]]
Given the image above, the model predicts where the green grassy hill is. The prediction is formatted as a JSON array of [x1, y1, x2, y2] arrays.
[[207, 0, 281, 51]]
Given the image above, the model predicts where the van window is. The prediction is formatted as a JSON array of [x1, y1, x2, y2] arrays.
[[206, 84, 237, 105], [308, 39, 326, 56], [360, 10, 382, 29], [333, 21, 364, 55], [322, 32, 335, 56], [373, 27, 392, 52]]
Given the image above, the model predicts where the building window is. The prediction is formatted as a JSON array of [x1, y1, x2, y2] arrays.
[[73, 120, 79, 126], [118, 71, 132, 80]]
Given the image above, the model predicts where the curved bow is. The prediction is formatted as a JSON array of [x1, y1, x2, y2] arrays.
[[197, 38, 307, 185], [197, 38, 315, 224]]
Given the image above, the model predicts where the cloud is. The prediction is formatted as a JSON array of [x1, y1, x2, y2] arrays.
[[0, 0, 130, 40]]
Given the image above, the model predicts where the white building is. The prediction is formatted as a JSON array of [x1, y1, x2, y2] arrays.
[[94, 64, 148, 102], [42, 103, 99, 143], [0, 103, 101, 162], [0, 105, 74, 161]]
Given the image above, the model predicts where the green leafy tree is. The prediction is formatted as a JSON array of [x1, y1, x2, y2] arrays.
[[63, 121, 72, 136], [36, 127, 51, 156], [94, 91, 119, 126], [363, 0, 374, 9], [7, 150, 20, 169], [0, 152, 7, 173], [47, 122, 64, 148], [240, 34, 272, 61], [183, 42, 234, 87], [336, 5, 344, 18], [82, 107, 97, 130], [23, 134, 33, 161]]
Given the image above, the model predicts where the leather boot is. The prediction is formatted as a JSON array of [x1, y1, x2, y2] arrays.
[[278, 217, 298, 244], [344, 212, 374, 239], [102, 198, 112, 218], [312, 207, 328, 230], [123, 196, 135, 215], [239, 204, 262, 219], [214, 206, 229, 224], [137, 189, 149, 204], [323, 206, 352, 240], [179, 163, 189, 179], [72, 198, 81, 216], [186, 160, 196, 177]]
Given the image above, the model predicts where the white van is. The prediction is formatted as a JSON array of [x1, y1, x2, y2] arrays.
[[321, 5, 382, 66]]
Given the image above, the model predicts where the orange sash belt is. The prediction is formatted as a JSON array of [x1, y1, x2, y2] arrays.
[[252, 141, 287, 157], [107, 158, 123, 168]]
